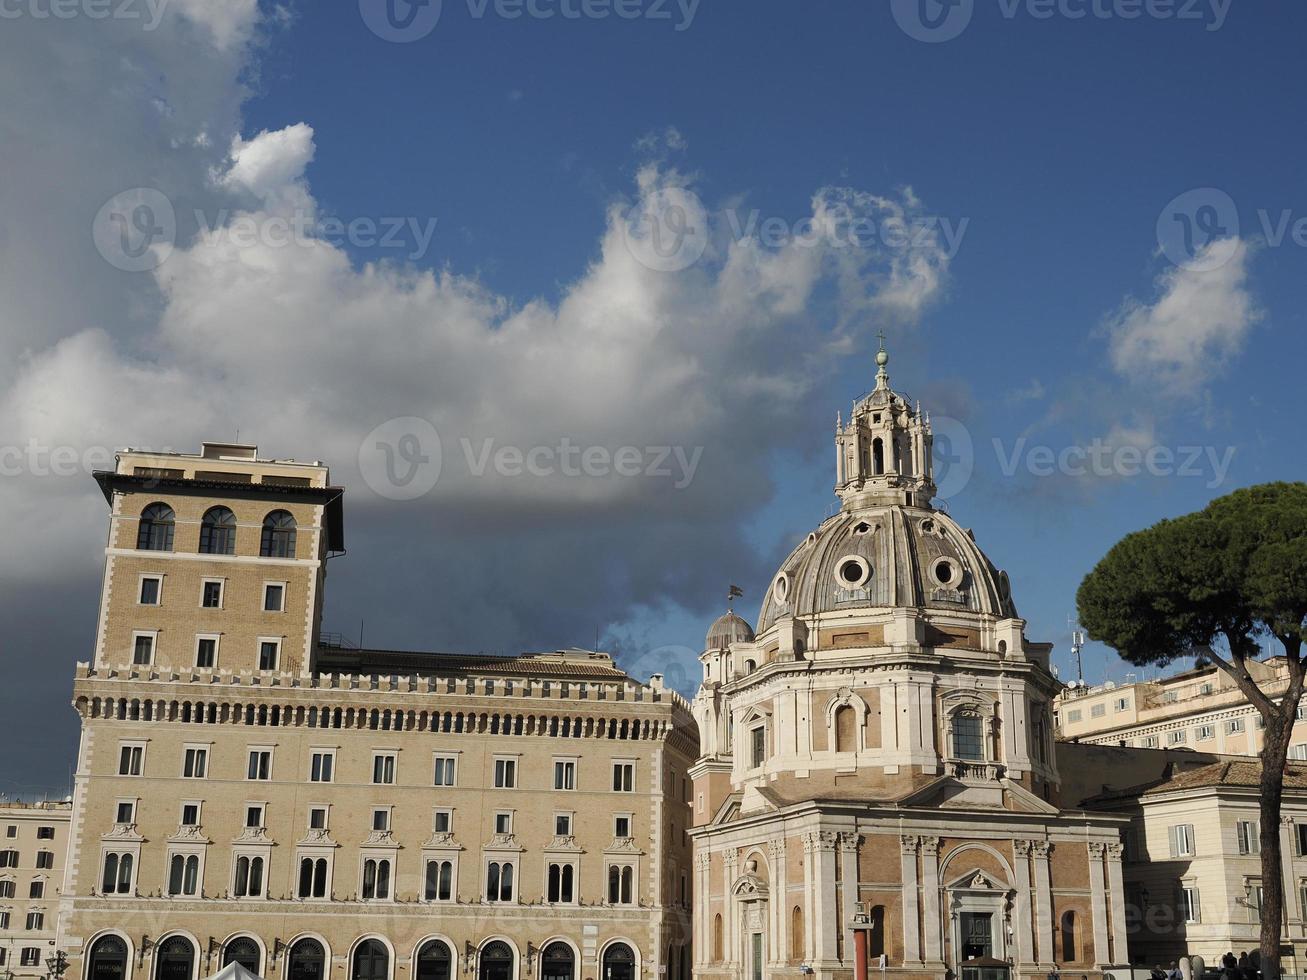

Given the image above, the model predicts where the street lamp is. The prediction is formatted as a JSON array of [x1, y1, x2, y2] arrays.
[[45, 951, 69, 980]]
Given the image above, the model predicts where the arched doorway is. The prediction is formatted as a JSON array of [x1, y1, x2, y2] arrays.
[[155, 937, 195, 980], [87, 936, 129, 980], [602, 944, 635, 980], [223, 939, 261, 973], [352, 941, 389, 980], [478, 943, 513, 980], [287, 941, 326, 980], [540, 944, 573, 980], [416, 942, 453, 980]]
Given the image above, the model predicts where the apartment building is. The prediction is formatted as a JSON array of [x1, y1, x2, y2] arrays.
[[59, 444, 697, 980], [0, 801, 72, 980], [1054, 658, 1307, 755]]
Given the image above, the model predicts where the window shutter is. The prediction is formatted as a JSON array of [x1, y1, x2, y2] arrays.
[[1169, 826, 1179, 859]]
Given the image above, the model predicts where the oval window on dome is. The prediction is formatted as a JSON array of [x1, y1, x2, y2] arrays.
[[836, 556, 870, 589], [930, 556, 959, 588], [773, 574, 789, 604]]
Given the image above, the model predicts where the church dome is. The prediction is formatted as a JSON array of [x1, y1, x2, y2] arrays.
[[756, 503, 1017, 635], [706, 610, 755, 651]]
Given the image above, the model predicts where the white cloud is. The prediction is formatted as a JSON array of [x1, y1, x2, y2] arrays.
[[1105, 238, 1260, 395], [216, 123, 317, 215]]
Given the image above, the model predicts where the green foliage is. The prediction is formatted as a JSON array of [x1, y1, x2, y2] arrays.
[[1077, 482, 1307, 665]]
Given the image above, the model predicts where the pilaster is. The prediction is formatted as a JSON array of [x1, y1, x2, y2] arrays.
[[920, 836, 944, 966], [1031, 840, 1054, 968], [900, 834, 922, 965], [1105, 842, 1128, 964], [1011, 839, 1035, 969], [1087, 841, 1111, 968]]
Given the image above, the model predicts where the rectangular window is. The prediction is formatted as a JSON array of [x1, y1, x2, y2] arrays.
[[132, 633, 154, 666], [1140, 735, 1160, 748], [247, 749, 272, 781], [181, 802, 200, 826], [35, 851, 53, 869], [494, 812, 512, 835], [1249, 883, 1264, 923], [1196, 724, 1214, 741], [1291, 745, 1307, 762], [29, 880, 43, 899], [310, 751, 335, 783], [1238, 820, 1260, 855], [26, 910, 44, 930], [1114, 697, 1130, 711], [554, 759, 577, 790], [182, 746, 207, 779], [309, 806, 328, 830], [263, 583, 286, 612], [1182, 885, 1202, 923], [139, 576, 161, 605], [433, 809, 452, 834], [1066, 709, 1082, 723], [36, 827, 54, 841], [1297, 824, 1307, 857], [258, 639, 280, 671], [555, 813, 572, 836], [21, 950, 40, 967], [433, 756, 456, 786], [1090, 703, 1106, 718], [195, 636, 218, 669], [613, 762, 635, 792], [201, 579, 223, 609], [373, 753, 397, 785], [1167, 730, 1186, 745], [1170, 823, 1196, 858], [494, 758, 517, 788], [118, 744, 144, 776], [115, 801, 136, 824], [372, 809, 391, 832], [614, 814, 632, 839], [245, 805, 264, 828], [1227, 718, 1246, 735], [750, 726, 766, 768]]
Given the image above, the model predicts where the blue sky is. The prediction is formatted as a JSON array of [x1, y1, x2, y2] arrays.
[[1, 0, 1304, 794]]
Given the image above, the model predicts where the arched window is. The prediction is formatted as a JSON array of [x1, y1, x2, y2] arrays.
[[224, 938, 261, 973], [478, 942, 513, 980], [155, 936, 195, 980], [363, 859, 391, 900], [137, 503, 175, 551], [352, 941, 389, 980], [288, 940, 325, 980], [607, 865, 634, 904], [835, 704, 857, 753], [540, 943, 574, 980], [872, 438, 884, 475], [298, 857, 328, 898], [101, 852, 133, 894], [713, 913, 724, 962], [868, 905, 886, 958], [199, 507, 237, 555], [790, 906, 804, 961], [261, 510, 297, 558], [1060, 910, 1078, 963], [601, 944, 635, 980], [233, 855, 263, 898], [416, 941, 452, 980], [486, 861, 514, 902], [952, 711, 984, 761], [87, 935, 129, 980], [167, 854, 199, 896]]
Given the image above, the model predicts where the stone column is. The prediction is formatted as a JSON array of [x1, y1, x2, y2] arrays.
[[920, 837, 944, 966], [1031, 841, 1054, 968], [900, 835, 922, 965], [815, 832, 841, 967], [1087, 842, 1111, 967], [725, 847, 741, 969], [840, 833, 862, 965], [695, 851, 713, 966], [769, 838, 789, 966], [1011, 840, 1035, 968], [1105, 842, 1129, 965]]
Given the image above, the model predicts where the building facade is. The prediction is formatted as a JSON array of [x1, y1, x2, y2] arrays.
[[689, 348, 1131, 980], [1055, 659, 1307, 756], [58, 444, 697, 980], [1, 801, 72, 980], [1085, 761, 1307, 970]]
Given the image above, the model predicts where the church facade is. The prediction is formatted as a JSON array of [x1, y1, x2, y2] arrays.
[[689, 348, 1130, 980]]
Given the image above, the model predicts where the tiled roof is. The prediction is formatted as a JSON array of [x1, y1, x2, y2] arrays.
[[315, 645, 633, 681], [1083, 760, 1307, 806]]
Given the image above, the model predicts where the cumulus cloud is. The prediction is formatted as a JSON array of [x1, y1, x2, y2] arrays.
[[1105, 238, 1260, 395]]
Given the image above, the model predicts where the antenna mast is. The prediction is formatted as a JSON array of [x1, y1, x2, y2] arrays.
[[1068, 615, 1085, 684]]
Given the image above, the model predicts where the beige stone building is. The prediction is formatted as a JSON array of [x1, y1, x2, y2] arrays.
[[1084, 760, 1307, 970], [688, 349, 1130, 980], [1, 800, 72, 979], [1054, 658, 1307, 756], [58, 444, 697, 980]]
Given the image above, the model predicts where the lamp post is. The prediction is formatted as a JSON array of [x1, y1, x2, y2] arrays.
[[45, 951, 69, 980]]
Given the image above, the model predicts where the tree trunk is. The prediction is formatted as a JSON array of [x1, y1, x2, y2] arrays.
[[1259, 713, 1291, 980]]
